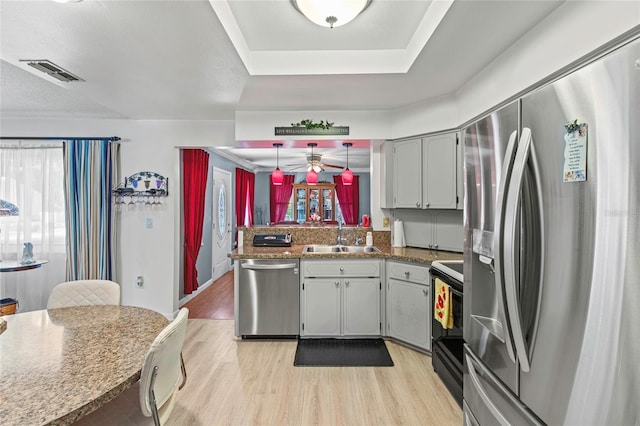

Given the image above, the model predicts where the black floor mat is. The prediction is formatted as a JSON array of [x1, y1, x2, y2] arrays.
[[294, 338, 394, 367]]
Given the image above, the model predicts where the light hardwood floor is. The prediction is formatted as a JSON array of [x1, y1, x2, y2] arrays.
[[168, 270, 463, 426], [168, 320, 462, 426]]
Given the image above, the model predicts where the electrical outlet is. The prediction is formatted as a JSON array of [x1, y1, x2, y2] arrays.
[[136, 276, 144, 288], [382, 217, 390, 227]]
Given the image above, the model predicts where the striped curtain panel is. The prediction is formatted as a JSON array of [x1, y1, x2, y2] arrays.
[[63, 140, 120, 280]]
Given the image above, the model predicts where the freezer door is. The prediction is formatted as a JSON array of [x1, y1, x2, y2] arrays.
[[463, 101, 519, 393], [518, 37, 640, 424], [464, 345, 542, 426]]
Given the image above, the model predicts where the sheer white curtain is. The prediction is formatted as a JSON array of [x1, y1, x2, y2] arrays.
[[0, 142, 66, 312]]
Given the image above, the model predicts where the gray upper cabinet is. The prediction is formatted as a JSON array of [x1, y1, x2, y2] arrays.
[[392, 132, 459, 209], [423, 133, 457, 209], [393, 138, 423, 208]]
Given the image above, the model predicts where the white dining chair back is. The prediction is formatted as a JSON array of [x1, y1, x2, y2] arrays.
[[140, 307, 189, 426], [47, 279, 121, 309], [71, 308, 189, 426]]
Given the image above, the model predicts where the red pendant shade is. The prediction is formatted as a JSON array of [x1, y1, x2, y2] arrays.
[[272, 167, 284, 185], [306, 169, 318, 185], [341, 168, 354, 185], [271, 143, 284, 185], [341, 142, 353, 185]]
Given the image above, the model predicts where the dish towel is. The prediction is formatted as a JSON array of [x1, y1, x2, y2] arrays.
[[434, 278, 453, 329]]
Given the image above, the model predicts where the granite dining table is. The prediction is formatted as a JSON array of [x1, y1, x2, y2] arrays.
[[0, 305, 169, 425]]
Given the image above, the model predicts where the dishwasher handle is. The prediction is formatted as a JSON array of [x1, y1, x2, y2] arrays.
[[240, 263, 298, 271]]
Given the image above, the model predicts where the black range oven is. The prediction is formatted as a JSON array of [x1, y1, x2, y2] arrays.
[[431, 260, 463, 407]]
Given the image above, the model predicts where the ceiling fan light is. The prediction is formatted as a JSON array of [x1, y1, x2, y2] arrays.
[[313, 164, 322, 173], [306, 170, 319, 185], [272, 167, 284, 185], [292, 0, 371, 28], [341, 168, 354, 185]]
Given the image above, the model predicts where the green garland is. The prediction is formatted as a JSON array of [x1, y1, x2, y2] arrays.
[[290, 119, 335, 130]]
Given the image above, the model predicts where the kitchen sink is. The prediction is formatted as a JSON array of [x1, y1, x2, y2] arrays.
[[302, 245, 343, 253], [302, 245, 381, 254], [340, 245, 381, 253]]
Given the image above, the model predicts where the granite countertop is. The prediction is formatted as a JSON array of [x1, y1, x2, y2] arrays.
[[0, 305, 168, 426], [229, 244, 462, 265]]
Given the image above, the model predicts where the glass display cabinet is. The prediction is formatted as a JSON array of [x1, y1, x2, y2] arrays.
[[293, 183, 335, 223]]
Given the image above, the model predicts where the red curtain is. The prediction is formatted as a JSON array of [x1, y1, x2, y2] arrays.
[[183, 149, 209, 295], [235, 168, 255, 228], [333, 175, 360, 225], [270, 174, 295, 223]]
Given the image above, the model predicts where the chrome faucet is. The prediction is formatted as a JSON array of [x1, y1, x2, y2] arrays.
[[337, 222, 346, 245], [354, 237, 363, 246]]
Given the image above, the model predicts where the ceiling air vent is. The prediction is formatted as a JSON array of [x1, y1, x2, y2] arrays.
[[20, 59, 84, 82]]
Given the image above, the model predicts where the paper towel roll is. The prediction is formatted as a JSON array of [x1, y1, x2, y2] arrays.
[[393, 220, 406, 247]]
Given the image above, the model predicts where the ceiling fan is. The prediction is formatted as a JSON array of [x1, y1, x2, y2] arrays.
[[288, 153, 344, 172]]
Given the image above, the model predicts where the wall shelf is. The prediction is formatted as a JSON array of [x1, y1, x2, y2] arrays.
[[113, 171, 168, 211]]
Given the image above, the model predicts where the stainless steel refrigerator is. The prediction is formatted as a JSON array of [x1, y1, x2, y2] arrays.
[[462, 34, 640, 425]]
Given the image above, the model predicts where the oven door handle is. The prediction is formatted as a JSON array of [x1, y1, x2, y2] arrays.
[[449, 286, 463, 298]]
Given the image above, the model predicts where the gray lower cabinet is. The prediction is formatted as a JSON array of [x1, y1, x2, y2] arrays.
[[386, 260, 431, 351], [301, 260, 382, 337]]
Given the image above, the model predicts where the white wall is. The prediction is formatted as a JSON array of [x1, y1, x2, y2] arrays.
[[390, 94, 458, 139], [391, 1, 640, 138], [0, 118, 234, 318]]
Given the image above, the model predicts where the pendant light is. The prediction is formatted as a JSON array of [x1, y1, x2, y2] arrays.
[[341, 142, 354, 185], [306, 143, 319, 185], [271, 143, 284, 185]]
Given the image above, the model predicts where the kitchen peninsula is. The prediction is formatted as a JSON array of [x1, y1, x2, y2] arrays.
[[228, 224, 462, 347]]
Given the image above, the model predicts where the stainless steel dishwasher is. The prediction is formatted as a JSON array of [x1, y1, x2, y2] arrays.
[[238, 259, 300, 337]]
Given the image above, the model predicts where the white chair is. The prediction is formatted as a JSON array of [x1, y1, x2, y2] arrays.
[[74, 308, 189, 426], [46, 279, 120, 309]]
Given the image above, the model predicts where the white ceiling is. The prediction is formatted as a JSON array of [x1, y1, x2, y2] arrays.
[[0, 0, 565, 170]]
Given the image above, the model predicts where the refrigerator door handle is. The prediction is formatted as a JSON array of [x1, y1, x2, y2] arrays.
[[492, 129, 519, 364], [465, 353, 511, 426], [503, 127, 544, 372]]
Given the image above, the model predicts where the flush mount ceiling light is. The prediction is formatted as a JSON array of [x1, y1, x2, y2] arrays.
[[341, 142, 354, 185], [271, 143, 284, 185], [291, 0, 372, 29], [306, 143, 319, 185]]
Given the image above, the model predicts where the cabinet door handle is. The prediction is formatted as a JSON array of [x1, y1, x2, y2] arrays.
[[425, 202, 430, 207], [434, 244, 438, 249], [428, 244, 433, 248], [423, 288, 427, 296], [416, 201, 421, 207], [335, 281, 340, 287], [404, 271, 410, 278], [345, 281, 350, 287], [339, 267, 344, 272]]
